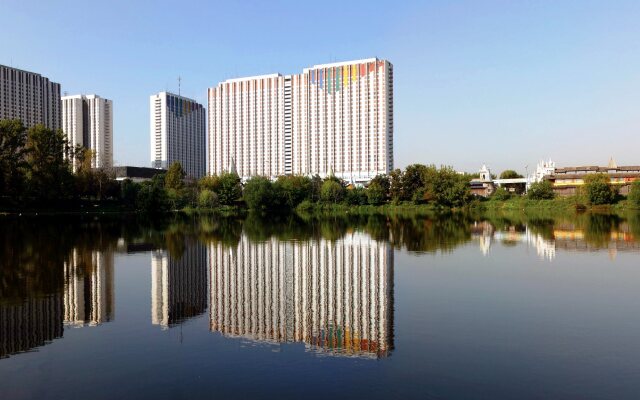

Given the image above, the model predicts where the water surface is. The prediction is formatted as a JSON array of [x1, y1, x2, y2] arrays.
[[1, 212, 639, 399]]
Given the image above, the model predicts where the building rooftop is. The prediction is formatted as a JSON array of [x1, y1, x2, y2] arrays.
[[222, 73, 282, 84], [555, 165, 640, 174], [304, 58, 382, 72], [213, 58, 387, 86], [151, 91, 202, 103]]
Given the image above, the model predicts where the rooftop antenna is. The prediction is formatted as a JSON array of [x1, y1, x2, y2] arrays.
[[178, 76, 181, 96]]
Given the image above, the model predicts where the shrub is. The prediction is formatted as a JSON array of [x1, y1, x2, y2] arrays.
[[198, 189, 218, 208], [345, 187, 367, 205], [274, 175, 311, 208], [491, 187, 512, 201], [627, 180, 640, 208], [216, 173, 242, 205], [296, 199, 314, 212], [527, 181, 554, 200], [320, 180, 345, 203], [243, 177, 276, 210], [367, 181, 387, 205], [583, 173, 615, 205]]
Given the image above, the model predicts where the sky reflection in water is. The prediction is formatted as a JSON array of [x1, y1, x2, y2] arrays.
[[1, 212, 640, 399]]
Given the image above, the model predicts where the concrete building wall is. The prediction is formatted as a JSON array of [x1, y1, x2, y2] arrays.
[[150, 92, 206, 178], [62, 94, 113, 169], [0, 64, 61, 130], [208, 58, 394, 184]]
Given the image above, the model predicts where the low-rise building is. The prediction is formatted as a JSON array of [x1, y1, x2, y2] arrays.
[[546, 159, 640, 196], [113, 166, 166, 182], [470, 165, 495, 197]]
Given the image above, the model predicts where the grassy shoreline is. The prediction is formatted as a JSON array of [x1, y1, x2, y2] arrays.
[[470, 196, 639, 213], [2, 197, 639, 217]]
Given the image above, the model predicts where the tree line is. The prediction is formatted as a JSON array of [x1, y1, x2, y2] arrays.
[[3, 118, 639, 212]]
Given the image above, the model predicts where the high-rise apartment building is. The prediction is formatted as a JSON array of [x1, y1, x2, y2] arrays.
[[208, 58, 393, 184], [150, 92, 206, 178], [0, 64, 61, 130], [61, 94, 113, 169]]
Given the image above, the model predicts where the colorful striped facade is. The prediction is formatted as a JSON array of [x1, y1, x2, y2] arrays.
[[208, 58, 393, 183]]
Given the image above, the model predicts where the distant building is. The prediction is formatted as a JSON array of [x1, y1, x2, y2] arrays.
[[208, 58, 394, 184], [0, 64, 61, 130], [150, 92, 206, 178], [470, 165, 495, 197], [62, 94, 113, 169], [546, 159, 640, 196], [113, 166, 166, 182]]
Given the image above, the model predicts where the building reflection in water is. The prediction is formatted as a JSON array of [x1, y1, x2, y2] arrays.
[[151, 240, 208, 329], [209, 232, 394, 358], [472, 220, 640, 261], [63, 249, 115, 327], [0, 295, 64, 359]]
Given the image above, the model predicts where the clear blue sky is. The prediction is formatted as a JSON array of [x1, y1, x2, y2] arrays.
[[2, 0, 639, 174]]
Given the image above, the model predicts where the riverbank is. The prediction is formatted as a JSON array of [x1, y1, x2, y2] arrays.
[[3, 196, 639, 217], [471, 196, 639, 213]]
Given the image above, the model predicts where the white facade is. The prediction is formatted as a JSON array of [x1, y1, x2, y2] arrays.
[[150, 92, 206, 178], [209, 232, 394, 358], [208, 58, 394, 183], [61, 94, 113, 169], [0, 64, 61, 130]]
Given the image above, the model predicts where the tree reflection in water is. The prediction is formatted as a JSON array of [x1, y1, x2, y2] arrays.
[[1, 211, 639, 358]]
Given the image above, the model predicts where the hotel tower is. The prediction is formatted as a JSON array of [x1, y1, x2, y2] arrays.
[[150, 92, 206, 178], [208, 58, 393, 184], [61, 94, 113, 169]]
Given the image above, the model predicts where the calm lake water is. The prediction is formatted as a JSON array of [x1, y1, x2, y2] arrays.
[[1, 212, 640, 399]]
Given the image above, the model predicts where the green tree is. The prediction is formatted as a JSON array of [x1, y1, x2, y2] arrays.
[[388, 169, 403, 202], [74, 148, 96, 197], [369, 174, 390, 200], [583, 173, 615, 205], [320, 180, 345, 203], [198, 175, 220, 192], [136, 174, 170, 213], [527, 181, 555, 200], [367, 181, 387, 205], [499, 170, 523, 179], [120, 179, 140, 208], [243, 177, 276, 210], [401, 164, 428, 201], [165, 162, 185, 191], [0, 119, 28, 197], [216, 172, 242, 205], [198, 189, 218, 209], [345, 187, 367, 205], [25, 124, 74, 200], [628, 180, 640, 208], [274, 175, 311, 208], [309, 174, 323, 203], [431, 166, 472, 207]]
